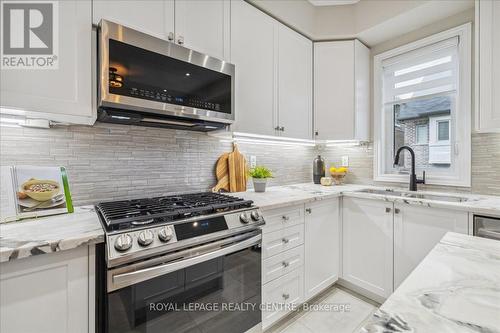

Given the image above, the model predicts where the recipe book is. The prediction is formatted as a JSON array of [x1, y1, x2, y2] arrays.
[[0, 166, 74, 223]]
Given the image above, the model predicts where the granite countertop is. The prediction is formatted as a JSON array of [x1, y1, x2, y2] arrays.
[[360, 232, 500, 332], [0, 206, 104, 263], [238, 183, 500, 216]]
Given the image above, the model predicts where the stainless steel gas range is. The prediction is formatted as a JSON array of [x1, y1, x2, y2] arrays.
[[95, 192, 264, 333]]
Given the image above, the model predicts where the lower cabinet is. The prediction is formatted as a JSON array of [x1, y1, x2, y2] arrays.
[[304, 199, 340, 301], [393, 203, 468, 288], [342, 197, 394, 300], [0, 246, 94, 333]]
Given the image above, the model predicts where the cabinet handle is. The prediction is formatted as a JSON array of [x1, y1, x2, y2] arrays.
[[282, 261, 290, 267], [281, 215, 290, 221], [315, 131, 319, 136], [275, 126, 281, 131], [305, 208, 312, 214], [177, 35, 184, 45], [385, 207, 391, 213], [167, 32, 174, 41], [282, 238, 290, 244], [282, 293, 290, 300], [395, 208, 400, 214], [280, 126, 285, 132]]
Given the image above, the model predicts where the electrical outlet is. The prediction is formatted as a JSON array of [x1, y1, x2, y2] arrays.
[[250, 155, 257, 168], [341, 156, 349, 167]]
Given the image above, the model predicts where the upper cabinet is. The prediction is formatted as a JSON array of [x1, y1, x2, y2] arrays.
[[0, 0, 94, 125], [93, 0, 230, 61], [314, 40, 370, 141], [93, 0, 175, 41], [231, 1, 313, 139], [475, 0, 500, 132]]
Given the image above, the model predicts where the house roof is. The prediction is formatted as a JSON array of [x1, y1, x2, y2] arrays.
[[396, 96, 451, 121]]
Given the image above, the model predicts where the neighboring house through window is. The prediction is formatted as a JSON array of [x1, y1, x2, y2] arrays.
[[373, 24, 471, 187]]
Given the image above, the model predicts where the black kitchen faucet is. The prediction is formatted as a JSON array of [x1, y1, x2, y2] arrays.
[[394, 146, 426, 191]]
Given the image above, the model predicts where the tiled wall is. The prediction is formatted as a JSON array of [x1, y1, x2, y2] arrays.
[[1, 123, 499, 207], [0, 123, 316, 206]]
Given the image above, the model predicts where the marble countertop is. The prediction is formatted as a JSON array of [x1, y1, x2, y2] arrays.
[[0, 206, 104, 263], [360, 232, 500, 332], [237, 183, 500, 216]]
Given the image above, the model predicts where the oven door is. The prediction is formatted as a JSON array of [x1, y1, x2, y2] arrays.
[[104, 232, 261, 333]]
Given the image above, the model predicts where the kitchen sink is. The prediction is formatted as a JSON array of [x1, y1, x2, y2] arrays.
[[357, 189, 475, 203]]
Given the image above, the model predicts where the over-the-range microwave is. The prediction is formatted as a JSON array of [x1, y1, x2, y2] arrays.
[[97, 20, 235, 131]]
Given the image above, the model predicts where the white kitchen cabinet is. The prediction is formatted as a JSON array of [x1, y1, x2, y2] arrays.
[[231, 1, 313, 139], [342, 197, 393, 299], [393, 204, 468, 288], [262, 245, 304, 284], [0, 0, 94, 125], [0, 246, 94, 333], [262, 224, 304, 259], [93, 0, 175, 40], [230, 0, 276, 136], [277, 24, 313, 140], [314, 40, 370, 141], [475, 0, 500, 132], [304, 199, 340, 300], [175, 0, 230, 61]]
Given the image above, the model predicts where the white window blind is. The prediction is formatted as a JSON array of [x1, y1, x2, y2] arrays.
[[382, 37, 459, 105]]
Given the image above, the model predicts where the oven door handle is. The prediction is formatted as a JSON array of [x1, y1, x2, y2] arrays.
[[111, 234, 261, 290], [476, 228, 500, 240]]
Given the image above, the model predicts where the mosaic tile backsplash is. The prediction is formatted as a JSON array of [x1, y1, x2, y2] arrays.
[[0, 122, 499, 206]]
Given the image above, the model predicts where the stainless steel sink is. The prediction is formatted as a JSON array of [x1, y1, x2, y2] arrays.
[[357, 189, 474, 203]]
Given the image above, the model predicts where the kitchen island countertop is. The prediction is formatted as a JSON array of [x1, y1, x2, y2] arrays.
[[360, 232, 500, 332], [0, 206, 104, 263]]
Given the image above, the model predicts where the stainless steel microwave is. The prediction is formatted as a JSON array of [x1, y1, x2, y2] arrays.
[[97, 20, 235, 131]]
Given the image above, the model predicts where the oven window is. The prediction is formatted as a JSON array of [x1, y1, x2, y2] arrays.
[[106, 246, 261, 333], [108, 39, 232, 114]]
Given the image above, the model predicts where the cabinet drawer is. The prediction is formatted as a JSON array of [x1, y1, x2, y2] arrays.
[[262, 268, 304, 329], [261, 205, 304, 234], [262, 224, 304, 259], [262, 245, 304, 284]]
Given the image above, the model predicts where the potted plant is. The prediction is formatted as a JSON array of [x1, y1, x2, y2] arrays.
[[248, 166, 273, 192]]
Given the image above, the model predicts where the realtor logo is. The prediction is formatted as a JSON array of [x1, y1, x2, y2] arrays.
[[1, 1, 58, 69]]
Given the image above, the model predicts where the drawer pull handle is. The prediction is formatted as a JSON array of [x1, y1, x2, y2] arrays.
[[385, 207, 391, 213], [282, 261, 290, 267], [282, 215, 290, 221], [282, 293, 290, 300], [282, 238, 290, 244], [394, 208, 400, 214], [306, 208, 312, 214]]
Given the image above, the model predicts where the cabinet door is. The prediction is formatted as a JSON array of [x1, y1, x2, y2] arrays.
[[230, 0, 276, 136], [93, 0, 175, 40], [314, 41, 355, 140], [1, 0, 93, 124], [476, 0, 500, 132], [394, 204, 468, 288], [342, 197, 393, 299], [175, 0, 230, 61], [277, 25, 312, 139], [0, 246, 90, 333], [304, 199, 340, 300]]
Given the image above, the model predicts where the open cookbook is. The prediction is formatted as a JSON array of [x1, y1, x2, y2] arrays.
[[1, 166, 74, 223]]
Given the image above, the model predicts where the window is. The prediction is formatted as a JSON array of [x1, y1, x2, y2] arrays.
[[416, 124, 428, 144], [373, 24, 471, 187]]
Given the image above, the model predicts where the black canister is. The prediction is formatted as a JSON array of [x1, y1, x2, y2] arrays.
[[313, 155, 325, 184]]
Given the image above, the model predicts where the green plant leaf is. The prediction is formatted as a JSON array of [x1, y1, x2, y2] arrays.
[[248, 165, 273, 179]]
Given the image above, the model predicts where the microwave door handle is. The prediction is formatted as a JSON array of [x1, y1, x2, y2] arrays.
[[476, 228, 500, 241], [111, 234, 261, 289]]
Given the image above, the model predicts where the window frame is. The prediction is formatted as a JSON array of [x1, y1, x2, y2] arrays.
[[373, 23, 472, 187], [415, 124, 429, 145]]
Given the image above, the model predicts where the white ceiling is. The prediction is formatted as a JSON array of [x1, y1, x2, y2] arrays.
[[308, 0, 360, 6]]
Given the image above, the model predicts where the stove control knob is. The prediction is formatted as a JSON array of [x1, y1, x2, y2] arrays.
[[114, 234, 133, 252], [239, 212, 251, 224], [251, 211, 261, 221], [158, 226, 174, 242], [137, 230, 154, 247]]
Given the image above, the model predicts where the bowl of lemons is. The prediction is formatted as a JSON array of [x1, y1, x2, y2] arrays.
[[329, 166, 348, 185]]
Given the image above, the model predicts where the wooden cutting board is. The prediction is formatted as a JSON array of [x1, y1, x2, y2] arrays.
[[228, 144, 247, 192], [212, 152, 230, 192]]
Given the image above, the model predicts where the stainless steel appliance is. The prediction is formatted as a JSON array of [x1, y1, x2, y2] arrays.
[[95, 192, 264, 333], [473, 215, 500, 240], [97, 20, 235, 131]]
